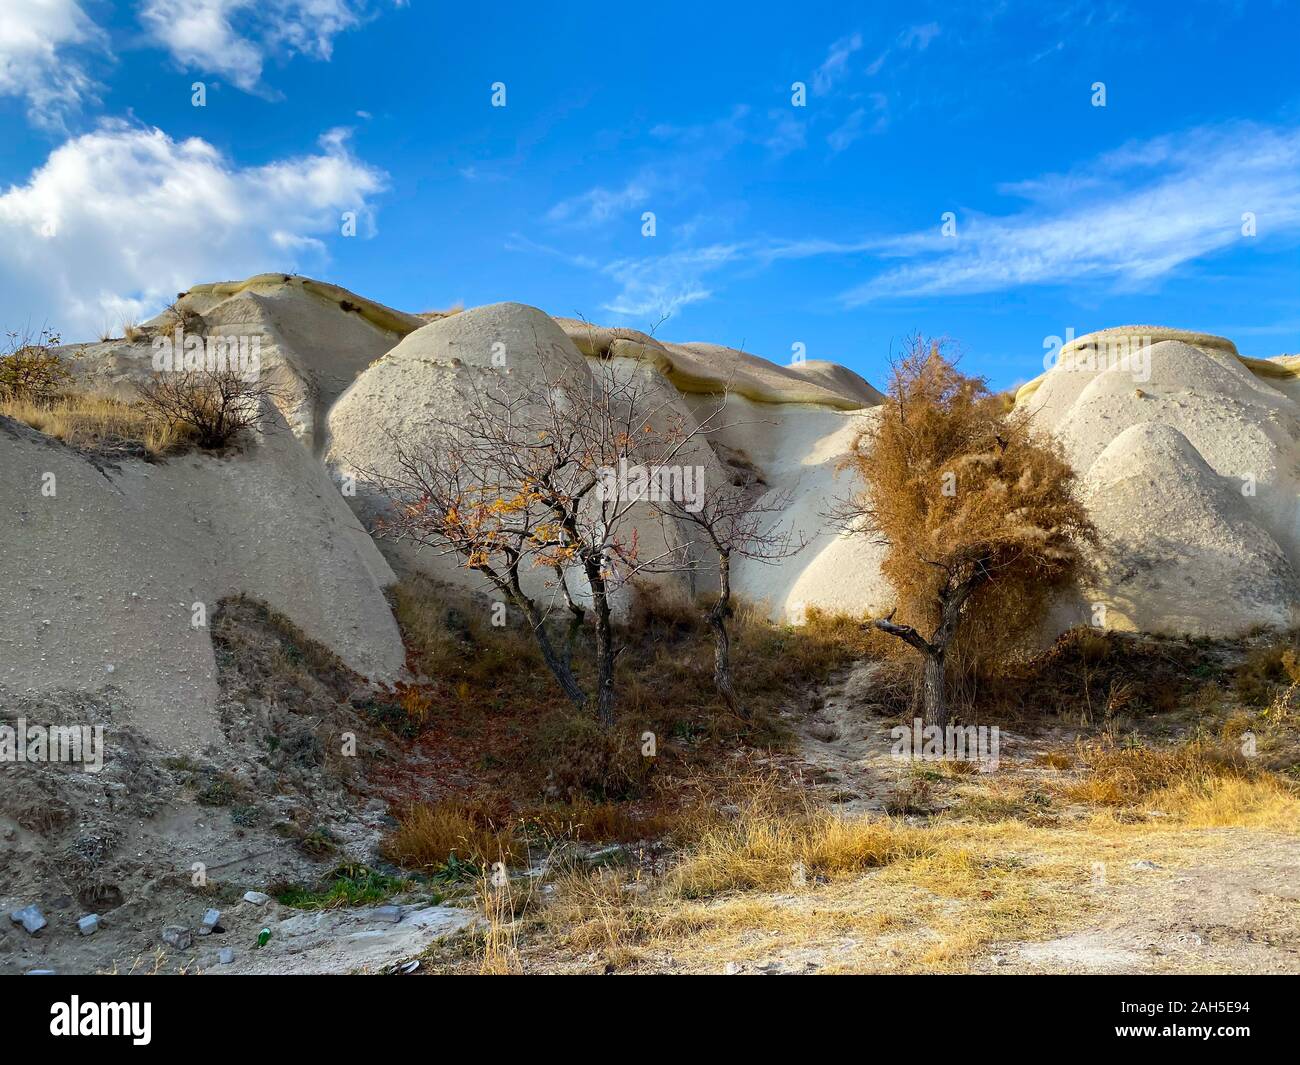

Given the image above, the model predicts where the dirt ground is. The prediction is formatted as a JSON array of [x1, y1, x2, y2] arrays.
[[5, 628, 1297, 976]]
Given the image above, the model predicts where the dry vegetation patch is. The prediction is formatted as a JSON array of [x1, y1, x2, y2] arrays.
[[0, 393, 192, 458]]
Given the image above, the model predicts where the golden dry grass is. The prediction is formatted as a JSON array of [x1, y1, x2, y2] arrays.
[[513, 742, 1300, 974], [0, 393, 189, 457], [383, 801, 521, 870], [1058, 738, 1248, 807]]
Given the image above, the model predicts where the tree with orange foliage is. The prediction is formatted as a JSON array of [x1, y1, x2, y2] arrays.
[[838, 337, 1097, 727]]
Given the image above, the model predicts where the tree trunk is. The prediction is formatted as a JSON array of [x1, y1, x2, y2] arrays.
[[519, 597, 588, 711], [709, 554, 746, 718], [921, 649, 947, 729], [586, 564, 617, 728]]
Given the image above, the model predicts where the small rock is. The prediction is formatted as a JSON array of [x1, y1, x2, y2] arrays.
[[161, 925, 193, 950], [372, 905, 403, 924], [199, 908, 221, 935], [242, 891, 271, 906], [78, 914, 100, 936], [217, 947, 235, 965], [10, 904, 47, 936], [724, 961, 742, 975], [583, 845, 629, 868], [1131, 860, 1161, 870]]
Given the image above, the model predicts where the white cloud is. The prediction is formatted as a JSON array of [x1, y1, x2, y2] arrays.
[[0, 121, 386, 335], [600, 244, 746, 319], [898, 22, 941, 50], [764, 110, 806, 157], [546, 177, 656, 227], [840, 123, 1300, 303], [863, 20, 943, 79], [0, 0, 107, 130], [139, 0, 368, 92], [812, 32, 862, 95], [827, 94, 888, 152]]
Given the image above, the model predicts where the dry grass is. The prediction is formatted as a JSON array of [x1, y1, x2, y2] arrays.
[[1059, 738, 1249, 807], [0, 393, 190, 457], [508, 738, 1300, 973], [385, 575, 893, 809], [475, 871, 525, 975], [521, 798, 676, 844], [669, 802, 937, 898], [383, 800, 521, 870]]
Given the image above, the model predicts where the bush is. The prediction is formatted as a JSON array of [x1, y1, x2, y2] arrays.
[[0, 329, 72, 402], [382, 801, 520, 871], [534, 712, 654, 801], [1235, 640, 1299, 706], [134, 367, 278, 449]]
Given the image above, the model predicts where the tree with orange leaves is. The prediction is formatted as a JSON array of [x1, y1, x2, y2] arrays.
[[838, 337, 1097, 727]]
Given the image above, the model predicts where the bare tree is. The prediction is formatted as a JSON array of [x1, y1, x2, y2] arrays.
[[647, 408, 805, 717], [371, 352, 721, 727], [375, 427, 591, 709]]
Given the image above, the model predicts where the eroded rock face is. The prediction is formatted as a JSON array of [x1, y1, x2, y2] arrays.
[[1079, 423, 1298, 635], [1021, 327, 1300, 636], [0, 403, 407, 751], [23, 277, 1300, 649]]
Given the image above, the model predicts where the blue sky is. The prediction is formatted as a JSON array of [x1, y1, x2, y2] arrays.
[[1, 0, 1298, 389]]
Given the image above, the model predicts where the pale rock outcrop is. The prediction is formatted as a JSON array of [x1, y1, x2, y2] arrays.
[[21, 274, 1300, 654], [1021, 327, 1300, 636], [57, 274, 416, 453], [1078, 423, 1298, 634], [325, 303, 727, 611], [0, 403, 406, 750]]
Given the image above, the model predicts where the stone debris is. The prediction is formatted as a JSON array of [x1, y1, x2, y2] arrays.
[[10, 905, 47, 936], [161, 925, 193, 950]]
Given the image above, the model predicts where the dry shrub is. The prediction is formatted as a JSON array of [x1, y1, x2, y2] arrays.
[[383, 800, 520, 869], [835, 337, 1097, 717], [1235, 638, 1300, 706], [134, 367, 279, 450], [975, 627, 1207, 724], [533, 712, 653, 801], [0, 341, 72, 402]]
